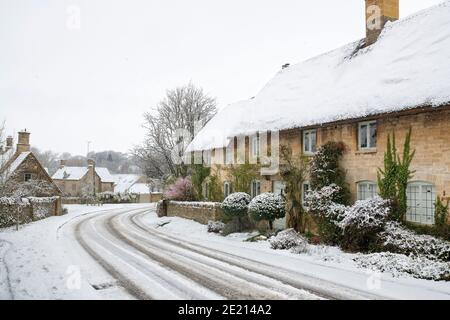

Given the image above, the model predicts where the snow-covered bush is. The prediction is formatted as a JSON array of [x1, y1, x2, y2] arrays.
[[270, 228, 308, 251], [353, 252, 450, 281], [248, 193, 285, 230], [339, 197, 390, 230], [163, 177, 196, 201], [207, 220, 225, 233], [338, 197, 391, 252], [380, 222, 450, 262], [305, 185, 346, 245], [221, 192, 251, 217]]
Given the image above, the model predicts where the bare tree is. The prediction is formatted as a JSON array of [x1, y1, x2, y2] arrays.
[[133, 83, 217, 179]]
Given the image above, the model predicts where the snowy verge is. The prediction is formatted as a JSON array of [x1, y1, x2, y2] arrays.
[[147, 212, 450, 299]]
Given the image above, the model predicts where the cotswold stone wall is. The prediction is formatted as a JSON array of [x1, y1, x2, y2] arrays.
[[164, 201, 224, 225], [0, 197, 60, 228]]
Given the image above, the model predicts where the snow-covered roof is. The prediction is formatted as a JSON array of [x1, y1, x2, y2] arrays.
[[0, 152, 31, 175], [95, 167, 115, 183], [112, 174, 143, 193], [52, 166, 114, 183], [187, 1, 450, 152], [128, 183, 150, 194], [52, 167, 89, 180]]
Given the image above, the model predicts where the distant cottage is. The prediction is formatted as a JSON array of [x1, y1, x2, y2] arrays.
[[52, 159, 115, 197], [187, 0, 450, 226], [0, 130, 63, 214]]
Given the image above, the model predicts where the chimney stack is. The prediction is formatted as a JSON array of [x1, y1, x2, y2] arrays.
[[6, 136, 13, 151], [59, 159, 67, 168], [365, 0, 399, 46], [16, 130, 31, 153], [87, 158, 95, 167]]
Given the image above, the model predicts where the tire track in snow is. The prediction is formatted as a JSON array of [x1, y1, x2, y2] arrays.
[[107, 213, 314, 300], [74, 208, 153, 300], [0, 240, 14, 300], [130, 211, 386, 300]]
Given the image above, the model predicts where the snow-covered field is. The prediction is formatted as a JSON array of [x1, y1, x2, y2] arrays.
[[0, 204, 449, 300]]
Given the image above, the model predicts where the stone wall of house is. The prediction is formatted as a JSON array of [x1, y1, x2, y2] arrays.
[[0, 197, 60, 228], [164, 201, 224, 225]]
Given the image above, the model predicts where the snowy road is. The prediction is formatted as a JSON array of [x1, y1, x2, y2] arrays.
[[1, 204, 449, 300]]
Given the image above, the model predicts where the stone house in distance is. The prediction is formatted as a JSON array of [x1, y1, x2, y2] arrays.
[[187, 0, 450, 226], [0, 130, 63, 214], [52, 159, 115, 197]]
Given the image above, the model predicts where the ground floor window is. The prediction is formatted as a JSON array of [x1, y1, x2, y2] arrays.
[[224, 182, 231, 197], [251, 180, 261, 198], [272, 181, 286, 197], [357, 181, 378, 201], [302, 182, 311, 207], [406, 182, 436, 225]]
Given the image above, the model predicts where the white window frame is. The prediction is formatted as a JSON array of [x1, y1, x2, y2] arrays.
[[272, 181, 286, 197], [224, 182, 231, 198], [358, 121, 377, 150], [303, 129, 317, 155], [251, 136, 260, 158], [251, 180, 261, 198], [356, 181, 378, 201], [302, 181, 311, 207], [406, 181, 436, 225]]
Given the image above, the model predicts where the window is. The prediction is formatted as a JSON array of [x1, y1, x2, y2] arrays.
[[406, 182, 436, 225], [357, 181, 378, 201], [251, 136, 260, 158], [272, 181, 286, 196], [224, 182, 231, 197], [302, 182, 311, 207], [225, 145, 233, 164], [303, 129, 317, 154], [251, 180, 261, 198], [24, 173, 32, 182], [358, 121, 377, 150]]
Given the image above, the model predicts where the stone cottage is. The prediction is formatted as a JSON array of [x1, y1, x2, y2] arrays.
[[52, 159, 115, 197], [0, 130, 63, 214], [187, 0, 450, 226]]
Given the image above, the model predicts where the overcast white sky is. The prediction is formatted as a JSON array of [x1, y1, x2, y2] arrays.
[[0, 0, 444, 155]]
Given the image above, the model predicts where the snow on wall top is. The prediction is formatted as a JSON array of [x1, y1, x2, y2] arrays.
[[187, 1, 450, 152]]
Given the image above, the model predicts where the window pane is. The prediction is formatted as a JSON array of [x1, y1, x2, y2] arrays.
[[304, 132, 310, 152], [359, 125, 367, 148], [369, 123, 377, 148], [310, 131, 317, 153]]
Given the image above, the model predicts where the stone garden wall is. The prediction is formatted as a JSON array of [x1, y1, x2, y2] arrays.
[[159, 200, 225, 225]]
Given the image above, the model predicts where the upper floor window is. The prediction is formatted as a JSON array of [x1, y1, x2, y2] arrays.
[[303, 129, 317, 155], [357, 181, 378, 201], [251, 180, 261, 198], [24, 173, 32, 182], [251, 136, 260, 158], [358, 121, 377, 150]]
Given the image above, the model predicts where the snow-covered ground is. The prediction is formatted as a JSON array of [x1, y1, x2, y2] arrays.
[[0, 204, 449, 300], [0, 204, 149, 300]]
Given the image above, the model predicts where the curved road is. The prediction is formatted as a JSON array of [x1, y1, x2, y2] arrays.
[[71, 206, 387, 300]]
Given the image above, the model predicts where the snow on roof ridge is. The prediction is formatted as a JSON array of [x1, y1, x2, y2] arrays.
[[187, 1, 450, 152]]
